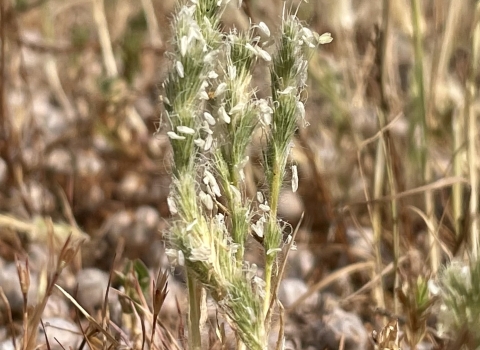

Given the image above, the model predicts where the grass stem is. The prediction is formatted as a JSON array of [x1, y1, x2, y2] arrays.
[[186, 272, 203, 350], [466, 3, 480, 259], [410, 0, 440, 273]]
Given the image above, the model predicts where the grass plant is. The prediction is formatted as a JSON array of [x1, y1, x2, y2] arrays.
[[161, 0, 331, 348], [437, 259, 480, 349], [1, 0, 480, 349]]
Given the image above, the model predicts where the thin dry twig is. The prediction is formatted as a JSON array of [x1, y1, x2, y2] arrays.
[[286, 261, 375, 313], [344, 176, 468, 208]]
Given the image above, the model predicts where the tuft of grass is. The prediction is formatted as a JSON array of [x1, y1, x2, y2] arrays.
[[396, 272, 437, 349], [437, 258, 480, 348]]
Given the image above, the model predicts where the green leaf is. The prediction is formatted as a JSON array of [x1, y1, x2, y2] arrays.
[[132, 259, 151, 295]]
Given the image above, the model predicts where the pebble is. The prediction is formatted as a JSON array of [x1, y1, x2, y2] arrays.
[[42, 294, 70, 320], [313, 306, 368, 350], [278, 278, 318, 309], [0, 339, 15, 350], [46, 149, 73, 173], [25, 181, 56, 214], [119, 172, 147, 200], [286, 249, 315, 280], [0, 263, 38, 316], [345, 226, 374, 260], [75, 268, 110, 313], [278, 190, 304, 225], [27, 243, 49, 273], [76, 150, 105, 177], [103, 207, 162, 263], [37, 317, 82, 350]]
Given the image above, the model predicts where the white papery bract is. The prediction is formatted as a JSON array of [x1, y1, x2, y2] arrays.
[[177, 126, 196, 134], [258, 22, 270, 37], [291, 164, 299, 192], [167, 131, 186, 140]]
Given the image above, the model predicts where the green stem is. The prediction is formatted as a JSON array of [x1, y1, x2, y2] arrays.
[[410, 0, 440, 273], [186, 272, 202, 350], [228, 166, 245, 266], [383, 128, 400, 313], [263, 154, 283, 328]]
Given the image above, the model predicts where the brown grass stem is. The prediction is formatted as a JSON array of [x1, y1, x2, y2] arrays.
[[91, 0, 147, 137], [452, 107, 465, 238], [380, 112, 401, 314], [140, 0, 163, 48], [466, 2, 480, 259], [372, 128, 387, 312], [91, 0, 117, 78]]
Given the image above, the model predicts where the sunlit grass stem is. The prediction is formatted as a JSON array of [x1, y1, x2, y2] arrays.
[[466, 3, 480, 259], [372, 128, 386, 312]]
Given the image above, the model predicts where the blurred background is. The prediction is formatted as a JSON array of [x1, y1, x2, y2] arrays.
[[0, 0, 479, 349]]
